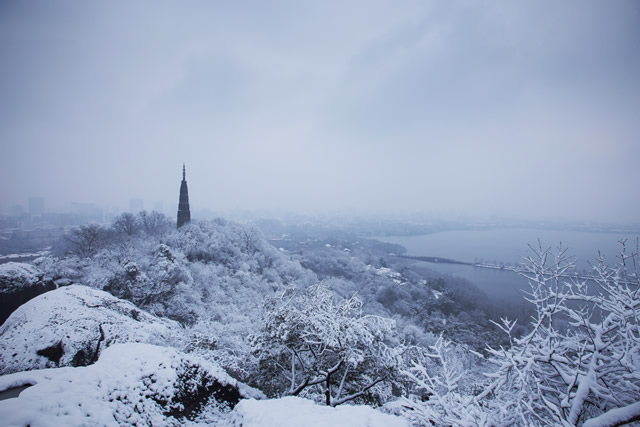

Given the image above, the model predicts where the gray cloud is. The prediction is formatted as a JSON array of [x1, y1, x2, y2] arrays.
[[1, 0, 639, 223]]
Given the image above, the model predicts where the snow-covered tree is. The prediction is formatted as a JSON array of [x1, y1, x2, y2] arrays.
[[402, 240, 640, 426], [251, 284, 402, 406], [61, 223, 106, 257], [485, 240, 640, 426], [112, 212, 141, 237], [138, 210, 172, 236], [401, 336, 491, 426]]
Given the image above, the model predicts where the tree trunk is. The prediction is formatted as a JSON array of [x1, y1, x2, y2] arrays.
[[325, 373, 331, 406]]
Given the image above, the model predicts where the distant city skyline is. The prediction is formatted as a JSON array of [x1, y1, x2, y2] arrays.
[[3, 197, 172, 220]]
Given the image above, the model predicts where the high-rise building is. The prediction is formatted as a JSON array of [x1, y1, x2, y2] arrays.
[[177, 164, 191, 228]]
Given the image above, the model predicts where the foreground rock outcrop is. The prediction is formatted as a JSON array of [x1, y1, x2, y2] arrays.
[[0, 343, 263, 426], [0, 262, 56, 324], [0, 285, 182, 375]]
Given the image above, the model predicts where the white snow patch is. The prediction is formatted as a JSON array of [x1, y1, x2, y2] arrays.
[[367, 266, 405, 284], [0, 250, 50, 261], [225, 396, 409, 427], [375, 266, 391, 275], [0, 343, 261, 426]]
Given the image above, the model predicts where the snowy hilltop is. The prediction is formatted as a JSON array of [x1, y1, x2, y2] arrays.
[[0, 213, 638, 426]]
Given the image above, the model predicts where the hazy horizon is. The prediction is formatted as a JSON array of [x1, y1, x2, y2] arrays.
[[2, 1, 639, 225]]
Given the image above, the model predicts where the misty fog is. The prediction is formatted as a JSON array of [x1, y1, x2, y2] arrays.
[[2, 3, 640, 425], [1, 1, 639, 224]]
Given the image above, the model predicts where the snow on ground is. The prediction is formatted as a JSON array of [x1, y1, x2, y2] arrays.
[[0, 262, 43, 291], [0, 343, 405, 427], [367, 265, 406, 284], [0, 343, 262, 427], [0, 284, 182, 374], [0, 249, 50, 261], [224, 396, 409, 427]]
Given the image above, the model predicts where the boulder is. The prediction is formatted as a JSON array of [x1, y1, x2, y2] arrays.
[[0, 284, 182, 375], [0, 343, 264, 426], [0, 262, 56, 324]]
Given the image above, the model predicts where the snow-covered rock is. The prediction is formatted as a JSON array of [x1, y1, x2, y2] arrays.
[[0, 343, 263, 426], [0, 284, 182, 375], [0, 262, 42, 288], [225, 396, 409, 427], [0, 262, 56, 324]]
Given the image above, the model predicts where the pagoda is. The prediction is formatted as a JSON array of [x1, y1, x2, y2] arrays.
[[177, 164, 191, 228]]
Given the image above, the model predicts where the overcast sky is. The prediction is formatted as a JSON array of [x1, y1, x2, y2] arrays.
[[1, 1, 639, 224]]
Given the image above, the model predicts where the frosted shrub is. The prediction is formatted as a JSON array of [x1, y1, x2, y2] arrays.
[[403, 240, 640, 426]]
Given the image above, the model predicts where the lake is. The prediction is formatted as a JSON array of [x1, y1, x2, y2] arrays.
[[376, 228, 637, 304]]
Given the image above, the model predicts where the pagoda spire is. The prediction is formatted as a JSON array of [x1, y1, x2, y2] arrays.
[[177, 164, 191, 228]]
